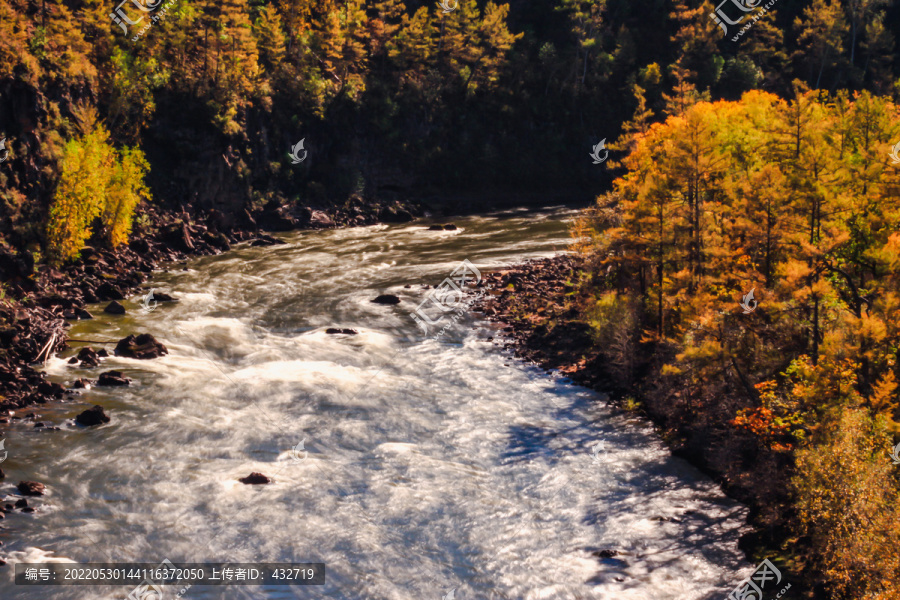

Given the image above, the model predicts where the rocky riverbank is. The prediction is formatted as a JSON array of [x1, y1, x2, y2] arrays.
[[0, 198, 421, 414], [471, 254, 792, 579]]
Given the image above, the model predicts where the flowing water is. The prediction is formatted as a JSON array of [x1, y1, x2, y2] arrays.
[[1, 207, 754, 599]]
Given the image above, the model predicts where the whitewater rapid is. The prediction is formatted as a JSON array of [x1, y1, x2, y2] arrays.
[[1, 208, 753, 599]]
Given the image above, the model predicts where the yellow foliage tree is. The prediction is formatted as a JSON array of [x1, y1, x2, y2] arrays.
[[46, 125, 148, 265], [793, 409, 900, 599]]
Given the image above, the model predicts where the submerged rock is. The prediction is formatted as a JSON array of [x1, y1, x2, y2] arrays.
[[149, 292, 177, 302], [75, 405, 110, 426], [17, 481, 45, 496], [103, 301, 126, 315], [114, 333, 168, 359], [97, 371, 131, 386], [239, 472, 272, 485], [371, 294, 400, 305], [326, 328, 358, 335]]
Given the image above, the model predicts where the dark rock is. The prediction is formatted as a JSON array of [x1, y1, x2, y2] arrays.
[[114, 333, 168, 359], [258, 206, 298, 232], [67, 357, 79, 364], [76, 347, 101, 367], [428, 225, 445, 231], [17, 481, 45, 496], [97, 371, 131, 386], [104, 301, 126, 315], [14, 499, 27, 509], [239, 472, 271, 485], [77, 308, 93, 320], [129, 238, 151, 254], [379, 205, 415, 223], [162, 222, 195, 252], [444, 223, 458, 230], [96, 349, 109, 358], [34, 422, 45, 428], [0, 468, 4, 480], [72, 378, 92, 389], [202, 231, 231, 251], [326, 328, 358, 335], [149, 292, 176, 303], [96, 282, 125, 301], [37, 381, 65, 397], [592, 549, 618, 558], [249, 234, 286, 247], [310, 210, 334, 228], [371, 294, 401, 305], [76, 405, 110, 426], [21, 507, 36, 513]]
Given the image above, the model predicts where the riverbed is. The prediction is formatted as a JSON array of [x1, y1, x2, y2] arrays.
[[1, 207, 753, 599]]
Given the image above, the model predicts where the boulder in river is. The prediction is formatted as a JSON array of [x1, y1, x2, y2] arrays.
[[76, 405, 111, 426], [97, 371, 131, 386], [72, 378, 93, 389], [371, 294, 400, 305], [114, 333, 168, 359], [326, 328, 358, 335], [103, 301, 126, 315], [77, 347, 101, 367], [239, 472, 272, 485], [17, 481, 45, 496], [149, 291, 177, 302]]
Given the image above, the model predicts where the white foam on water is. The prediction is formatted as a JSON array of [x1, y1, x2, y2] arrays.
[[0, 210, 755, 599]]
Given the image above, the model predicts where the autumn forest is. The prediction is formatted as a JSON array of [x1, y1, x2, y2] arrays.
[[1, 0, 900, 598]]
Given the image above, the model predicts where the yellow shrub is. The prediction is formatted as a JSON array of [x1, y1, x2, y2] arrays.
[[46, 125, 148, 264]]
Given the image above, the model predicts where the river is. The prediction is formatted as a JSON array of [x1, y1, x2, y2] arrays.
[[1, 207, 753, 599]]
